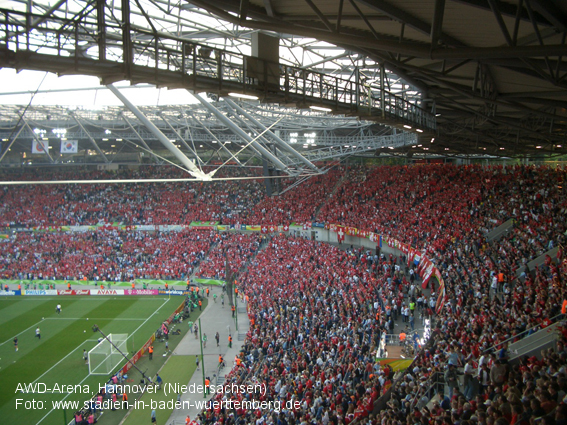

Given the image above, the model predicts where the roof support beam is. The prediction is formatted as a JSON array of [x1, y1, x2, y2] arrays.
[[158, 114, 204, 165], [0, 123, 27, 164], [487, 0, 513, 45], [430, 0, 446, 47], [525, 0, 567, 32], [224, 98, 320, 173], [240, 0, 250, 22], [192, 93, 295, 175], [262, 0, 274, 17], [108, 84, 207, 179], [69, 113, 110, 163], [355, 0, 464, 47], [303, 0, 335, 32], [186, 112, 244, 166], [188, 1, 567, 59]]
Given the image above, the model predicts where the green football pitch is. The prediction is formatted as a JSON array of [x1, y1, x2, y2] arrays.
[[0, 296, 192, 425]]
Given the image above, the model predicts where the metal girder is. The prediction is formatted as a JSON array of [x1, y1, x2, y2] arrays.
[[223, 98, 320, 173], [526, 0, 567, 32], [0, 123, 27, 163], [451, 0, 550, 26], [297, 132, 419, 163], [188, 0, 566, 59], [303, 0, 335, 32], [355, 0, 464, 47], [29, 0, 68, 31], [430, 0, 446, 47], [186, 114, 244, 166], [69, 113, 110, 163], [240, 0, 249, 21], [159, 114, 204, 165], [119, 113, 157, 159], [262, 0, 274, 17], [487, 0, 513, 46], [108, 84, 208, 179], [193, 93, 295, 175]]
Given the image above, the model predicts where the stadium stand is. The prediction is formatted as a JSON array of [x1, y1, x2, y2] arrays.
[[1, 164, 567, 425]]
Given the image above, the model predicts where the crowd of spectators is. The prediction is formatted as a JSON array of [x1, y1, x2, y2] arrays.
[[2, 164, 567, 425], [245, 167, 344, 225], [0, 166, 265, 227], [0, 229, 216, 281], [197, 233, 262, 280], [198, 236, 426, 425]]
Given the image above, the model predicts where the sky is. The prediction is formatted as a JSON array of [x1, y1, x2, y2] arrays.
[[0, 69, 201, 107]]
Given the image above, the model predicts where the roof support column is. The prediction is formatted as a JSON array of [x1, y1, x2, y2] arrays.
[[108, 84, 207, 179], [70, 113, 109, 163], [192, 93, 294, 174], [224, 98, 320, 173]]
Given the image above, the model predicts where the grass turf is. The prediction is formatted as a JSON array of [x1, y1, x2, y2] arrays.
[[118, 355, 197, 425], [0, 296, 202, 425]]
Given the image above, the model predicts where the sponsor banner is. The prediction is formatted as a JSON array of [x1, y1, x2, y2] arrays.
[[125, 289, 159, 296], [312, 223, 325, 228], [57, 289, 89, 295], [217, 225, 228, 231], [0, 290, 21, 296], [90, 289, 124, 296], [32, 140, 49, 154], [245, 225, 261, 231], [158, 289, 191, 296], [0, 234, 9, 239], [60, 140, 78, 154], [23, 289, 58, 296]]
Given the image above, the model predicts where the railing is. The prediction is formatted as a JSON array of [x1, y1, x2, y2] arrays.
[[483, 313, 564, 354], [410, 371, 444, 409], [0, 8, 436, 130]]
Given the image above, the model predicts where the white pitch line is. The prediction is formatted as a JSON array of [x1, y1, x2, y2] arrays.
[[0, 320, 44, 347], [46, 318, 148, 321], [35, 298, 171, 425], [0, 318, 147, 347]]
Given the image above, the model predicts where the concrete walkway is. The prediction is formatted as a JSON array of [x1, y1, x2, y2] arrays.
[[166, 286, 250, 425]]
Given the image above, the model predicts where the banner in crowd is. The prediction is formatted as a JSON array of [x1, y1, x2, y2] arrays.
[[261, 224, 277, 234], [90, 289, 124, 295], [377, 358, 414, 372], [189, 221, 218, 230], [336, 226, 345, 243]]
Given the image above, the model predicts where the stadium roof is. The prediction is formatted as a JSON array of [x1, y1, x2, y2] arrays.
[[0, 0, 566, 174]]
